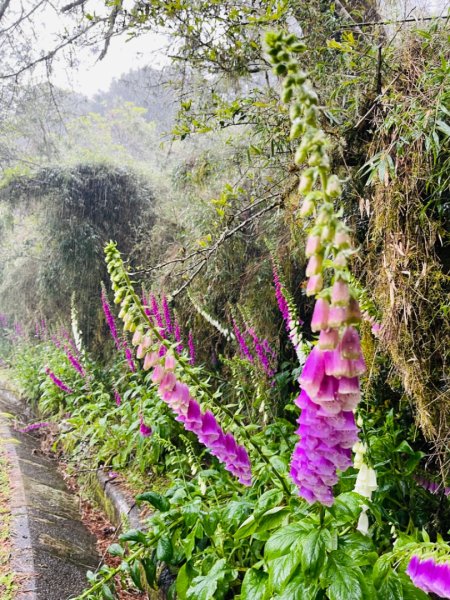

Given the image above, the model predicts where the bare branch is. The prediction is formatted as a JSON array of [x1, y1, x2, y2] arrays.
[[0, 0, 11, 23], [171, 198, 282, 298], [98, 0, 123, 61], [61, 0, 87, 12]]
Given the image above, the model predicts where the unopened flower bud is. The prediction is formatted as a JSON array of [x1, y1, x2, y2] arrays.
[[326, 175, 342, 198], [306, 274, 323, 296], [306, 254, 323, 277], [305, 235, 321, 257], [299, 198, 315, 217], [298, 173, 313, 195]]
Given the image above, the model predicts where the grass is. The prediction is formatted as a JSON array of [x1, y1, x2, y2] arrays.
[[0, 447, 16, 600]]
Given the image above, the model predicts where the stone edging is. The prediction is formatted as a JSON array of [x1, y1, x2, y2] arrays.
[[0, 415, 37, 600]]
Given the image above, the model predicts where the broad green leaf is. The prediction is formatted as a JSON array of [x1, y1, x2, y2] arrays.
[[119, 529, 147, 544], [325, 554, 369, 600], [241, 569, 269, 600], [156, 536, 174, 562], [255, 507, 290, 534], [268, 549, 303, 592], [186, 559, 229, 600], [136, 491, 170, 512], [107, 543, 124, 557], [299, 529, 326, 577], [265, 524, 307, 561]]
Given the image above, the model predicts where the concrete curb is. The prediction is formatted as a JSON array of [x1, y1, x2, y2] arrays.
[[0, 415, 38, 600]]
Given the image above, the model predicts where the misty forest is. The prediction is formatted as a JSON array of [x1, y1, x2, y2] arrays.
[[0, 1, 450, 599]]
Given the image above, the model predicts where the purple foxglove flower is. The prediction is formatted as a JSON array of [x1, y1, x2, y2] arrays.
[[149, 346, 251, 485], [318, 328, 339, 350], [45, 368, 74, 394], [407, 555, 450, 598], [150, 294, 165, 333], [306, 254, 323, 277], [299, 346, 325, 397], [328, 305, 349, 328], [232, 320, 254, 363], [19, 422, 51, 433], [311, 298, 330, 332], [144, 351, 160, 371], [139, 416, 153, 437], [273, 264, 290, 323], [101, 288, 121, 350], [340, 327, 363, 359], [247, 327, 276, 378], [174, 320, 183, 352], [371, 322, 381, 337], [305, 234, 321, 257], [159, 372, 177, 394], [162, 296, 173, 335], [124, 344, 136, 372], [114, 389, 122, 406], [331, 279, 350, 306], [164, 354, 176, 371], [65, 348, 85, 377], [306, 274, 323, 296]]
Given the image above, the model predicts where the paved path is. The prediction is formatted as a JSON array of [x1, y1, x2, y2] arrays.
[[0, 389, 99, 600]]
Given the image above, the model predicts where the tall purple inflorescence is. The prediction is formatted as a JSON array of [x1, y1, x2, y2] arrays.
[[45, 368, 74, 394], [266, 32, 366, 506], [101, 286, 121, 350]]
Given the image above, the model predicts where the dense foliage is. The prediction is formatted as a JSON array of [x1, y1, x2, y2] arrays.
[[0, 2, 450, 599]]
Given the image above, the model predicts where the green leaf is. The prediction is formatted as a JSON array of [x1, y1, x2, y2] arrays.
[[255, 507, 290, 534], [265, 524, 307, 561], [436, 119, 450, 137], [136, 491, 170, 512], [377, 571, 403, 600], [399, 573, 429, 599], [276, 574, 320, 600], [107, 543, 124, 557], [176, 562, 194, 599], [329, 492, 364, 526], [299, 529, 326, 577], [101, 584, 115, 600], [187, 559, 229, 600], [241, 569, 269, 600], [156, 536, 174, 562], [325, 553, 369, 600], [130, 560, 144, 591], [268, 549, 303, 592], [119, 529, 147, 544], [235, 515, 257, 540], [141, 557, 157, 587]]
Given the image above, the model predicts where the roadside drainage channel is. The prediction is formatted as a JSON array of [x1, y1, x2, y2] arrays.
[[0, 389, 99, 600]]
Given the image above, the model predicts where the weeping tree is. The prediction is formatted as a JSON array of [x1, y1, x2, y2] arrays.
[[0, 162, 154, 346]]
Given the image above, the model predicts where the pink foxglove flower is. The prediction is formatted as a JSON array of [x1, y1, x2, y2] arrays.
[[139, 415, 153, 437], [232, 320, 254, 363], [188, 330, 196, 365], [101, 287, 121, 350], [150, 345, 251, 486], [114, 389, 122, 406], [407, 555, 450, 598]]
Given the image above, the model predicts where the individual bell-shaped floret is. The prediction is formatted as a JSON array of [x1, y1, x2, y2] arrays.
[[311, 298, 330, 331], [306, 274, 323, 296], [331, 279, 350, 306]]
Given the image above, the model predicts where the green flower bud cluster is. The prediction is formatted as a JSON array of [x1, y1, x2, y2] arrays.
[[105, 241, 141, 333], [265, 31, 355, 299]]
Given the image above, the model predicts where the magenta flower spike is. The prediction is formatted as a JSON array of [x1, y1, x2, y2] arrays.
[[232, 320, 254, 363], [101, 288, 121, 350], [407, 555, 450, 598], [145, 343, 251, 485], [162, 296, 174, 335], [188, 331, 196, 365], [114, 389, 122, 406], [45, 368, 74, 394]]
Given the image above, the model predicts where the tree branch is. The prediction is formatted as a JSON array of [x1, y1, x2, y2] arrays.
[[0, 0, 11, 23]]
